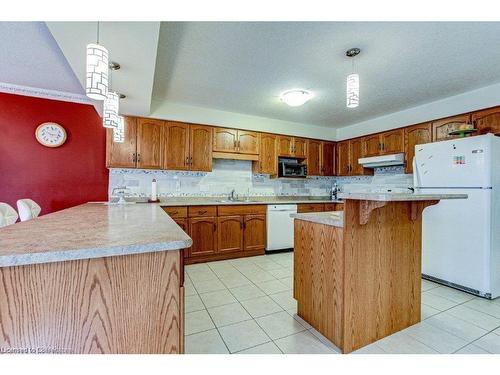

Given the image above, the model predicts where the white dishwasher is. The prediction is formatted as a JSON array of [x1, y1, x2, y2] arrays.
[[266, 204, 297, 252]]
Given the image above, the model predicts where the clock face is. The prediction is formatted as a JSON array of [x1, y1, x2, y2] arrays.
[[35, 123, 67, 148]]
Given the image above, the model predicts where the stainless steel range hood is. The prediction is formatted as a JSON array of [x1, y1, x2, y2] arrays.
[[358, 153, 405, 168]]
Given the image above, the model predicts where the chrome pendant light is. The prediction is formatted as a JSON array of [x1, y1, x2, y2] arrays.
[[346, 48, 360, 109], [86, 22, 109, 100]]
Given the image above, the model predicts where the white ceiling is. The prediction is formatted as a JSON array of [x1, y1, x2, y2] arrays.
[[0, 22, 83, 94], [3, 22, 500, 131], [152, 22, 500, 128]]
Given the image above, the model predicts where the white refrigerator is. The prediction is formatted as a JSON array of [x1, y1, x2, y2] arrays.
[[413, 134, 500, 298]]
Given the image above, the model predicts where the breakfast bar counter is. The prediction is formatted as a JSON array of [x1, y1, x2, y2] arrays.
[[292, 192, 466, 353], [0, 203, 192, 354]]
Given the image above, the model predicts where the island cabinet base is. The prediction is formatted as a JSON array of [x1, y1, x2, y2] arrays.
[[0, 250, 184, 354], [294, 200, 436, 353]]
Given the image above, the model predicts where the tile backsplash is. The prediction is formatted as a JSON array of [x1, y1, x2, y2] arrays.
[[108, 160, 414, 199]]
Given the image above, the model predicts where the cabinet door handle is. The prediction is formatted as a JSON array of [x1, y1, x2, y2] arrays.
[[189, 156, 193, 165], [185, 156, 189, 166], [199, 210, 207, 215], [213, 223, 217, 232], [132, 153, 136, 162], [137, 154, 141, 163], [234, 140, 237, 149]]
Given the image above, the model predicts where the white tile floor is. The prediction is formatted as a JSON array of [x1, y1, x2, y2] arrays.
[[184, 252, 500, 354]]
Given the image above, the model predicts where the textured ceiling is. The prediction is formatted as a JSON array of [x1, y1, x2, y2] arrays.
[[153, 22, 500, 128], [0, 22, 83, 94]]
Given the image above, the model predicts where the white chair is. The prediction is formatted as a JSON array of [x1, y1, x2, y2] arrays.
[[0, 203, 19, 227], [17, 199, 41, 222]]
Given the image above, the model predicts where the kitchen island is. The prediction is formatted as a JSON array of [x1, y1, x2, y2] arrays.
[[292, 192, 467, 353], [0, 203, 192, 354]]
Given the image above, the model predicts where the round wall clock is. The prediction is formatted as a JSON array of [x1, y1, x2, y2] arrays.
[[35, 122, 67, 148]]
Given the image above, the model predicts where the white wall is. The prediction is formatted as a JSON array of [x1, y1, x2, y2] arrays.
[[150, 99, 337, 140], [336, 82, 500, 140]]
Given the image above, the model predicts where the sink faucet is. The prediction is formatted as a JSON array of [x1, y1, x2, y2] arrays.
[[228, 189, 237, 201], [112, 186, 129, 204]]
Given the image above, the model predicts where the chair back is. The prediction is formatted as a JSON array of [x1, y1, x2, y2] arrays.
[[0, 203, 19, 227], [17, 199, 42, 222]]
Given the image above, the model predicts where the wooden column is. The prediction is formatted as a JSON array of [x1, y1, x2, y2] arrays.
[[0, 250, 184, 354]]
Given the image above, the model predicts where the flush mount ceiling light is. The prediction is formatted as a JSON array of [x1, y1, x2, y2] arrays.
[[86, 22, 109, 101], [279, 89, 313, 107], [346, 48, 361, 109]]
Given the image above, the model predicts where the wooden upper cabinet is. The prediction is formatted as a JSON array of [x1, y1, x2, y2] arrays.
[[336, 140, 350, 176], [432, 113, 471, 142], [238, 131, 260, 155], [255, 133, 277, 175], [278, 136, 294, 157], [190, 125, 213, 171], [362, 134, 381, 157], [472, 107, 500, 135], [307, 139, 322, 176], [106, 116, 137, 168], [381, 129, 404, 155], [243, 214, 266, 251], [294, 138, 307, 158], [189, 217, 217, 257], [213, 128, 238, 153], [136, 118, 164, 169], [321, 142, 335, 176], [404, 123, 432, 174], [217, 216, 243, 253], [350, 138, 367, 176], [164, 121, 190, 170]]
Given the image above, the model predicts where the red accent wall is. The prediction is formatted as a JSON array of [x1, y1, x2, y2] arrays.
[[0, 92, 108, 215]]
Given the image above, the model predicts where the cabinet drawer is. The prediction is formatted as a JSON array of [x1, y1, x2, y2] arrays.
[[297, 203, 325, 213], [188, 206, 217, 217], [217, 205, 266, 216], [162, 206, 188, 218], [323, 203, 336, 211]]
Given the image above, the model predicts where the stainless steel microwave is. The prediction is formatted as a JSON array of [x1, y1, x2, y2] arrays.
[[278, 159, 307, 178]]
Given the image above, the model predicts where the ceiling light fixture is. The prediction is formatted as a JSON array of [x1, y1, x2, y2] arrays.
[[103, 91, 120, 129], [280, 89, 313, 107], [103, 62, 120, 129], [86, 22, 109, 101], [346, 48, 361, 109], [113, 116, 125, 143]]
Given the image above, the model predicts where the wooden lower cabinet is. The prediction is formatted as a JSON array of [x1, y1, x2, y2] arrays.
[[164, 205, 267, 264], [298, 202, 344, 213], [243, 214, 266, 251], [217, 215, 244, 253], [297, 203, 326, 213], [188, 217, 218, 257]]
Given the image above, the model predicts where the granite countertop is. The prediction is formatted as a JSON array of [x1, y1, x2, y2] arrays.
[[0, 203, 192, 268], [338, 192, 468, 201], [291, 211, 344, 228], [153, 196, 344, 206]]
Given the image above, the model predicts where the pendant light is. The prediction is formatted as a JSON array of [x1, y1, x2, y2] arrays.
[[86, 22, 109, 100], [103, 62, 121, 129], [346, 48, 360, 109], [113, 116, 125, 143], [103, 91, 120, 128]]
